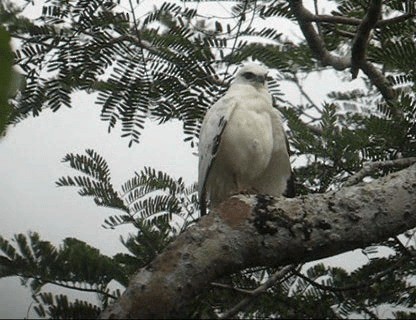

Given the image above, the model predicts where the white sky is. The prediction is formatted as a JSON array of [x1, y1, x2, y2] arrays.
[[0, 0, 377, 318]]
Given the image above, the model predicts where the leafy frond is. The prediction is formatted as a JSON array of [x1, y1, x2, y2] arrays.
[[0, 232, 127, 297], [33, 292, 101, 319], [56, 149, 127, 212]]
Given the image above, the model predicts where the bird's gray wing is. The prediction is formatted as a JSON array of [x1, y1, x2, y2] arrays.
[[272, 100, 296, 198], [198, 96, 237, 216], [283, 135, 296, 197]]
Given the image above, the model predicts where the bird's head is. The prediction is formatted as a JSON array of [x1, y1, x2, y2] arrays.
[[233, 63, 268, 88]]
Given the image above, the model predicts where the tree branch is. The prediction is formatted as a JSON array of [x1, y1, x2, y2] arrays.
[[100, 164, 416, 319], [344, 157, 416, 186], [351, 0, 382, 79], [360, 61, 396, 101], [288, 0, 397, 103], [377, 13, 415, 26], [219, 265, 295, 319], [288, 0, 351, 71], [307, 13, 414, 27]]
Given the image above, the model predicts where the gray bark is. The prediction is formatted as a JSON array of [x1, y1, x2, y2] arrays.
[[101, 164, 416, 319]]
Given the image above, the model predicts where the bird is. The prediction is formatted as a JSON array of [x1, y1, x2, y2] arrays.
[[198, 63, 295, 216]]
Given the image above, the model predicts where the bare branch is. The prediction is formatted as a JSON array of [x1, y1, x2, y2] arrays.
[[210, 282, 253, 295], [313, 0, 322, 36], [351, 0, 382, 79], [344, 157, 416, 187], [291, 72, 321, 113], [377, 13, 416, 26], [360, 61, 396, 101], [288, 0, 351, 70], [288, 0, 397, 103], [306, 13, 414, 27], [333, 28, 356, 39], [312, 14, 362, 26], [100, 164, 416, 319], [219, 265, 295, 319]]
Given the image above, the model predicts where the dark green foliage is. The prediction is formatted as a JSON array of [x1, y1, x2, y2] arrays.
[[57, 148, 198, 279], [0, 26, 13, 137], [0, 232, 123, 317], [33, 293, 101, 319], [1, 146, 198, 317], [1, 0, 416, 318], [56, 149, 127, 211]]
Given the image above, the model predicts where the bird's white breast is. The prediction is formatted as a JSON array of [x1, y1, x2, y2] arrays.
[[215, 85, 274, 182]]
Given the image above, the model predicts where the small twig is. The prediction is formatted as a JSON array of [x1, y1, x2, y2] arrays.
[[307, 13, 414, 27], [275, 100, 323, 136], [360, 304, 379, 319], [377, 13, 415, 27], [211, 282, 253, 295], [351, 0, 382, 79], [311, 14, 362, 26], [26, 300, 34, 319], [224, 0, 250, 82], [19, 273, 118, 300], [393, 236, 416, 257], [219, 265, 295, 319], [344, 157, 416, 187], [291, 72, 321, 113], [333, 28, 356, 39], [313, 0, 322, 36]]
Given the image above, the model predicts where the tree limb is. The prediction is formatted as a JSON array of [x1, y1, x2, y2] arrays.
[[307, 13, 414, 27], [288, 0, 351, 71], [219, 265, 295, 319], [350, 0, 382, 79], [288, 0, 397, 103], [344, 157, 416, 187], [360, 61, 396, 101], [100, 163, 416, 319]]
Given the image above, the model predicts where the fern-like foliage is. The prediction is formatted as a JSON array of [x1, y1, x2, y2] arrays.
[[55, 148, 199, 272], [56, 149, 198, 232], [56, 149, 128, 211], [33, 293, 102, 319], [0, 232, 124, 318], [193, 243, 416, 319], [2, 0, 322, 146]]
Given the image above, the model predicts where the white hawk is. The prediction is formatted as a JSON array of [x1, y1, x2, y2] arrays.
[[198, 63, 294, 216]]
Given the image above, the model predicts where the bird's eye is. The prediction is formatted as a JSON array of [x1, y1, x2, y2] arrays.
[[243, 72, 255, 80]]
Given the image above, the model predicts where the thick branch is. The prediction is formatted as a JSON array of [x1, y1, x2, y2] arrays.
[[351, 0, 382, 78], [100, 164, 416, 319], [288, 0, 351, 70], [288, 0, 397, 103]]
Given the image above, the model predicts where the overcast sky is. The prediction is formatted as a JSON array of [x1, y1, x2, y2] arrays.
[[0, 0, 381, 318]]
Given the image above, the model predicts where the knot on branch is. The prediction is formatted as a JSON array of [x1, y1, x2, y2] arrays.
[[252, 195, 312, 239]]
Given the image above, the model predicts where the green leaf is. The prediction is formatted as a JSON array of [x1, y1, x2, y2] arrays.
[[0, 26, 13, 137]]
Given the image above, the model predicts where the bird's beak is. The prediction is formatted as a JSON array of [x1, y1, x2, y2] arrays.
[[256, 75, 266, 84]]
